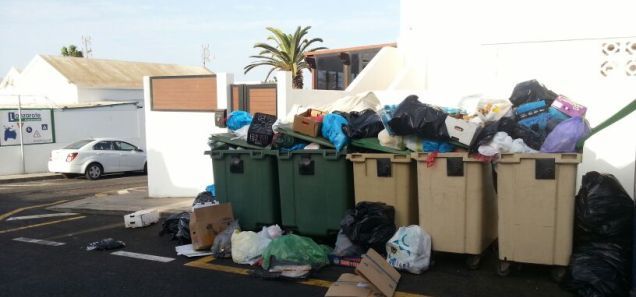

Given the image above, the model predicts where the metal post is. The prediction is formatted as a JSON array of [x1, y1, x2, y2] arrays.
[[18, 95, 25, 174]]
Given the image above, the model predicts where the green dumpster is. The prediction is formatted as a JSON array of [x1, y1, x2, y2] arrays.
[[209, 150, 280, 231], [277, 149, 354, 237]]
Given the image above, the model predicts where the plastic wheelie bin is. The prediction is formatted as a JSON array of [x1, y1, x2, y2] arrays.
[[413, 152, 498, 269], [347, 153, 418, 226], [495, 153, 582, 278], [208, 149, 280, 231], [277, 150, 354, 237]]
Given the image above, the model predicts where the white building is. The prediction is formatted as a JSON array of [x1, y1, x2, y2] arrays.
[[0, 55, 211, 176]]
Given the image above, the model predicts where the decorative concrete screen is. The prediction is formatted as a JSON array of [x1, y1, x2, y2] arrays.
[[150, 75, 217, 111]]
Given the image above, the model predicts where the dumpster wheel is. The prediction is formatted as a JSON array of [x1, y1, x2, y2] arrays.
[[465, 254, 482, 270], [550, 266, 567, 283], [496, 260, 511, 277]]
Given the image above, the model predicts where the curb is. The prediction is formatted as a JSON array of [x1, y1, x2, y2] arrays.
[[0, 174, 65, 185], [48, 206, 188, 218]]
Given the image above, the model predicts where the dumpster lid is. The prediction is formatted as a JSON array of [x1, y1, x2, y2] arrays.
[[209, 133, 271, 150], [277, 124, 335, 148]]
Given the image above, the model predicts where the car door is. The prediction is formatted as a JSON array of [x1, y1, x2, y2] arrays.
[[92, 141, 121, 173], [116, 141, 145, 171]]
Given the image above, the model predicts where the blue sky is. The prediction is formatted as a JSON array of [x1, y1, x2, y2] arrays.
[[0, 0, 399, 82]]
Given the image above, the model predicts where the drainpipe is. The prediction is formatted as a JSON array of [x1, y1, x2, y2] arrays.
[[17, 95, 25, 174]]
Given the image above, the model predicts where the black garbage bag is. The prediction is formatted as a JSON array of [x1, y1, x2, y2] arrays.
[[159, 212, 191, 244], [509, 79, 558, 107], [387, 95, 449, 140], [341, 202, 396, 255], [86, 238, 126, 251], [575, 172, 634, 246], [565, 242, 631, 297], [469, 117, 546, 152], [335, 109, 384, 139], [192, 191, 214, 206]]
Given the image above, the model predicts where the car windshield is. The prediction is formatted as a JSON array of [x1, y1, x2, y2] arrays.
[[64, 139, 93, 149]]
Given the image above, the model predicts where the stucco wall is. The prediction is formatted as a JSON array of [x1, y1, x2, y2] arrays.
[[77, 88, 144, 103], [144, 73, 232, 198]]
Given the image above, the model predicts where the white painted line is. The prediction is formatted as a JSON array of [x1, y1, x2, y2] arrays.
[[7, 212, 78, 221], [117, 190, 130, 195], [111, 251, 175, 263], [13, 237, 65, 246]]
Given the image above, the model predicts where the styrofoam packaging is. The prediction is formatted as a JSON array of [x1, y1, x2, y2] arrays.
[[124, 209, 159, 228]]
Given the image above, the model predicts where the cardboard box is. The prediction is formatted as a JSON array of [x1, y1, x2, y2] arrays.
[[189, 203, 234, 250], [354, 249, 401, 297], [293, 108, 326, 137], [445, 117, 482, 146], [124, 209, 159, 228], [325, 273, 383, 297]]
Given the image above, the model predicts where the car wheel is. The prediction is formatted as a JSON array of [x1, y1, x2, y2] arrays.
[[85, 163, 103, 180]]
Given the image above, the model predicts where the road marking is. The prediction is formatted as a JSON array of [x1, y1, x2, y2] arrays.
[[0, 216, 86, 234], [111, 251, 175, 263], [0, 200, 69, 221], [6, 212, 78, 221], [13, 237, 65, 246], [184, 256, 428, 297], [47, 222, 123, 240]]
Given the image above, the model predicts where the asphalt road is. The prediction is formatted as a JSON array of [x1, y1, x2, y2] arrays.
[[0, 176, 573, 297]]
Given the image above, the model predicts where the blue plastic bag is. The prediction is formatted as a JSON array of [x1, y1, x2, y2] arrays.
[[540, 117, 590, 153], [205, 184, 216, 197], [423, 139, 454, 153], [321, 113, 349, 151], [227, 111, 253, 131]]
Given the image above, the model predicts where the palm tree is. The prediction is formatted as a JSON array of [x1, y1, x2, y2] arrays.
[[61, 45, 83, 57], [244, 26, 326, 89]]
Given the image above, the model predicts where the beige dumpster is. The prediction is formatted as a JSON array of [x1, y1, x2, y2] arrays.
[[413, 152, 498, 269], [496, 153, 582, 277], [347, 153, 418, 226]]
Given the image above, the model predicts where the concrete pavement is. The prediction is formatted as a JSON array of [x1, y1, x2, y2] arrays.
[[0, 172, 63, 184]]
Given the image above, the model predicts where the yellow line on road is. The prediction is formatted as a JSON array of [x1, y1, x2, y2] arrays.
[[0, 200, 69, 221], [0, 216, 86, 234], [184, 256, 428, 297]]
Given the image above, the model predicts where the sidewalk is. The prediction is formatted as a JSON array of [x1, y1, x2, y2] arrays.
[[0, 172, 63, 184], [48, 189, 194, 217]]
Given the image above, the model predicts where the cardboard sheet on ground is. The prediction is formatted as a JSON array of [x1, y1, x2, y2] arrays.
[[326, 249, 401, 297], [175, 244, 213, 258], [189, 203, 234, 250]]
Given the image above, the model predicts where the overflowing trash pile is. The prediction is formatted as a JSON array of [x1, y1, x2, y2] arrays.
[[213, 80, 591, 159]]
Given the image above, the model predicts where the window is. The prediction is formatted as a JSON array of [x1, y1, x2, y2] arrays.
[[93, 141, 114, 151], [64, 139, 93, 149], [117, 141, 137, 151]]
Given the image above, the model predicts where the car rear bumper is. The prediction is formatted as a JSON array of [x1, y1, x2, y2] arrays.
[[48, 161, 83, 174]]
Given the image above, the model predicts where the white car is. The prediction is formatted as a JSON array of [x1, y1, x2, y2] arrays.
[[48, 138, 147, 180]]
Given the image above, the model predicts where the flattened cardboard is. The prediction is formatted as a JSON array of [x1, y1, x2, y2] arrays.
[[355, 249, 401, 297], [445, 117, 482, 146], [325, 273, 382, 297], [293, 108, 326, 137], [189, 203, 234, 250]]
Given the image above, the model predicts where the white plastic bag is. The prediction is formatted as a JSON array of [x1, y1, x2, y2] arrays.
[[231, 125, 249, 141], [386, 225, 431, 274], [231, 230, 271, 265], [378, 129, 405, 150], [478, 132, 537, 156]]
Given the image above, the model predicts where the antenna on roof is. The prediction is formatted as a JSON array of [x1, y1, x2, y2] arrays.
[[202, 44, 212, 69], [81, 35, 93, 58]]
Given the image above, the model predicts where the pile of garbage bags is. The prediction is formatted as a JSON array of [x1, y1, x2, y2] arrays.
[[217, 79, 590, 158], [565, 172, 634, 297]]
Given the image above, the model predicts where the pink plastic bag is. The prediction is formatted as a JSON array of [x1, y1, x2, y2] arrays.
[[540, 117, 590, 153]]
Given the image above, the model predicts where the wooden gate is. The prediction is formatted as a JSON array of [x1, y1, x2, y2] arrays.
[[229, 83, 277, 116]]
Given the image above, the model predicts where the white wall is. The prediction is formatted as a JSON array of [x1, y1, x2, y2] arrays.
[[275, 71, 348, 117], [2, 55, 79, 104], [144, 73, 232, 198], [398, 0, 636, 196], [77, 88, 144, 103], [0, 104, 144, 175]]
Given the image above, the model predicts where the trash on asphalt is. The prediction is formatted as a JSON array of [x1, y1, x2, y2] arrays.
[[176, 244, 213, 258], [341, 202, 397, 255], [86, 238, 126, 251], [192, 190, 216, 207], [231, 225, 280, 265], [565, 172, 634, 297], [261, 234, 331, 271], [386, 225, 432, 274], [210, 220, 240, 258], [124, 209, 159, 228], [189, 202, 234, 250], [159, 211, 191, 245]]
